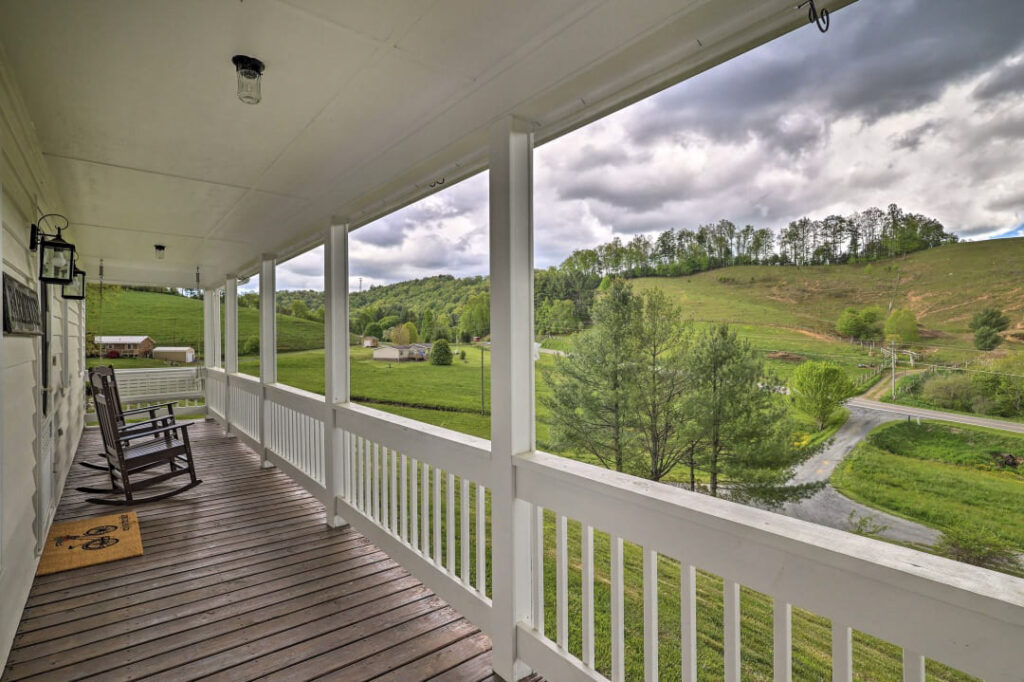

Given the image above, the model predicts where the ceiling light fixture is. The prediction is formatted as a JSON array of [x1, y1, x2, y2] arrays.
[[232, 54, 265, 104]]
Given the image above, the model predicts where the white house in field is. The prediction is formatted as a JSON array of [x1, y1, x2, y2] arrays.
[[373, 343, 432, 362], [1, 1, 1020, 679]]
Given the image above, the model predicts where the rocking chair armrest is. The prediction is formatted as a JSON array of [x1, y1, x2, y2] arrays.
[[118, 422, 192, 442], [118, 415, 173, 432], [120, 401, 178, 416]]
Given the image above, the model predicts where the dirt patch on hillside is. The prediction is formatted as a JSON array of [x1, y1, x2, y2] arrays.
[[766, 351, 805, 362]]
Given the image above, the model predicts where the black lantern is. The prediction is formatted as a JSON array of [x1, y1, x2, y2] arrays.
[[29, 214, 77, 285], [62, 267, 87, 300]]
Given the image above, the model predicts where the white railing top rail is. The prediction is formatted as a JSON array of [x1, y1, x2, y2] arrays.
[[334, 402, 492, 487], [516, 450, 1024, 680], [264, 382, 327, 414], [226, 371, 261, 391]]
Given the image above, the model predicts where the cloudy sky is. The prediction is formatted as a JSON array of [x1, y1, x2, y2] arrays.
[[269, 0, 1024, 292]]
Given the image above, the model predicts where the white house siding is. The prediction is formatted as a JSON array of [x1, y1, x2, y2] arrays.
[[0, 46, 86, 668]]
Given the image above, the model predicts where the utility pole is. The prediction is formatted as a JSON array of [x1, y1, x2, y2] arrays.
[[358, 276, 362, 293], [891, 341, 896, 399]]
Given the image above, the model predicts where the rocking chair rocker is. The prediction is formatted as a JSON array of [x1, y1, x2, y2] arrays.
[[87, 373, 201, 505]]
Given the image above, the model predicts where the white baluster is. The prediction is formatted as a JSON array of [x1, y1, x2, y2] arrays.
[[533, 505, 545, 634], [447, 472, 456, 573], [774, 601, 792, 682], [833, 623, 852, 682], [611, 535, 625, 682], [681, 565, 697, 682], [433, 466, 442, 563], [400, 454, 408, 542], [421, 461, 430, 556], [724, 580, 741, 682], [476, 484, 486, 595], [902, 649, 925, 682], [582, 524, 595, 669], [556, 514, 568, 650], [461, 477, 470, 584], [644, 548, 658, 681]]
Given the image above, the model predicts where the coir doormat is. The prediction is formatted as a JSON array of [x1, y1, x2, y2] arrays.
[[37, 512, 143, 576]]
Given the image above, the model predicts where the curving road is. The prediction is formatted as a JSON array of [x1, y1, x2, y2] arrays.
[[780, 405, 940, 545], [847, 397, 1024, 434]]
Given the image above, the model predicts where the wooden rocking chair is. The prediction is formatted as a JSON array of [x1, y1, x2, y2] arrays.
[[86, 373, 201, 505], [81, 365, 178, 473]]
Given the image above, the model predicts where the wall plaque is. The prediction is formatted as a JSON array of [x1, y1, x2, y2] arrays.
[[3, 273, 43, 336]]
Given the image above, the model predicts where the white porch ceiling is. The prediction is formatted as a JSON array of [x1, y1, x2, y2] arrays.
[[0, 0, 854, 287]]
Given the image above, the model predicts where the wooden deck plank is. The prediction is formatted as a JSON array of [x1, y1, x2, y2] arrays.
[[2, 421, 501, 681]]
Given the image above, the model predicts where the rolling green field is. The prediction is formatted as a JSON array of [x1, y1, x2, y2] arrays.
[[87, 288, 326, 353], [832, 421, 1024, 551]]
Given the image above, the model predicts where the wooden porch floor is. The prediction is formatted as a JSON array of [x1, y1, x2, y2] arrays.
[[3, 420, 506, 681]]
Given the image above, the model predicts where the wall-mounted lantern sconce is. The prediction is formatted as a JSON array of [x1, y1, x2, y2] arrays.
[[61, 267, 87, 300], [29, 213, 77, 285], [232, 54, 265, 104], [155, 244, 166, 260]]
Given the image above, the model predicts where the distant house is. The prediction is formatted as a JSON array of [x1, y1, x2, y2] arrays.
[[373, 343, 432, 362], [362, 335, 379, 348], [152, 346, 195, 364], [94, 335, 155, 358]]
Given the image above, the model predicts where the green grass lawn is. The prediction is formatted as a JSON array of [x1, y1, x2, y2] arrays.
[[88, 288, 325, 353], [832, 421, 1024, 551]]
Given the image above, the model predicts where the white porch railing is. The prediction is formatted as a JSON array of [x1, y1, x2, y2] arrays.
[[203, 377, 1024, 682]]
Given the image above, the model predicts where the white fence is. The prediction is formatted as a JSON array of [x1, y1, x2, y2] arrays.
[[204, 378, 1024, 682]]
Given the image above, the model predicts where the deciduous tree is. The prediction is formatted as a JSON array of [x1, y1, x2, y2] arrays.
[[789, 361, 855, 430]]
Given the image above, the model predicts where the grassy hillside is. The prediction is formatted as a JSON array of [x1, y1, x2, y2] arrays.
[[632, 238, 1024, 348], [87, 289, 325, 353]]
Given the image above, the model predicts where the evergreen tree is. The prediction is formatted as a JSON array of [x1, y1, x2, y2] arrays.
[[684, 324, 818, 505], [542, 280, 639, 472], [430, 338, 453, 365], [630, 289, 695, 481]]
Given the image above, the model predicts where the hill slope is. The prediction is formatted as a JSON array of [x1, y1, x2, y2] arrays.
[[632, 238, 1024, 346], [87, 289, 325, 352]]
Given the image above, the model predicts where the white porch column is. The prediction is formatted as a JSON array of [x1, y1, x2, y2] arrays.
[[202, 289, 221, 368], [259, 256, 276, 466], [224, 276, 238, 374], [488, 116, 536, 681], [323, 220, 350, 528]]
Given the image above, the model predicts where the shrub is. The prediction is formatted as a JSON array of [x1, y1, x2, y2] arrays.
[[363, 322, 383, 339], [921, 374, 973, 411], [242, 335, 259, 355], [884, 308, 919, 343], [459, 349, 467, 362], [430, 338, 453, 366], [969, 307, 1010, 333], [935, 524, 1020, 573], [973, 325, 1002, 350]]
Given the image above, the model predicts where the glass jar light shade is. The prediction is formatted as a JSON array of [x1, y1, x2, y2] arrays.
[[232, 55, 265, 105]]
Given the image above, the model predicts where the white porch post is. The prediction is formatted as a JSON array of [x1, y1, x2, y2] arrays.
[[259, 256, 276, 467], [323, 220, 350, 527], [488, 116, 536, 681], [202, 289, 220, 368], [224, 276, 238, 374]]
